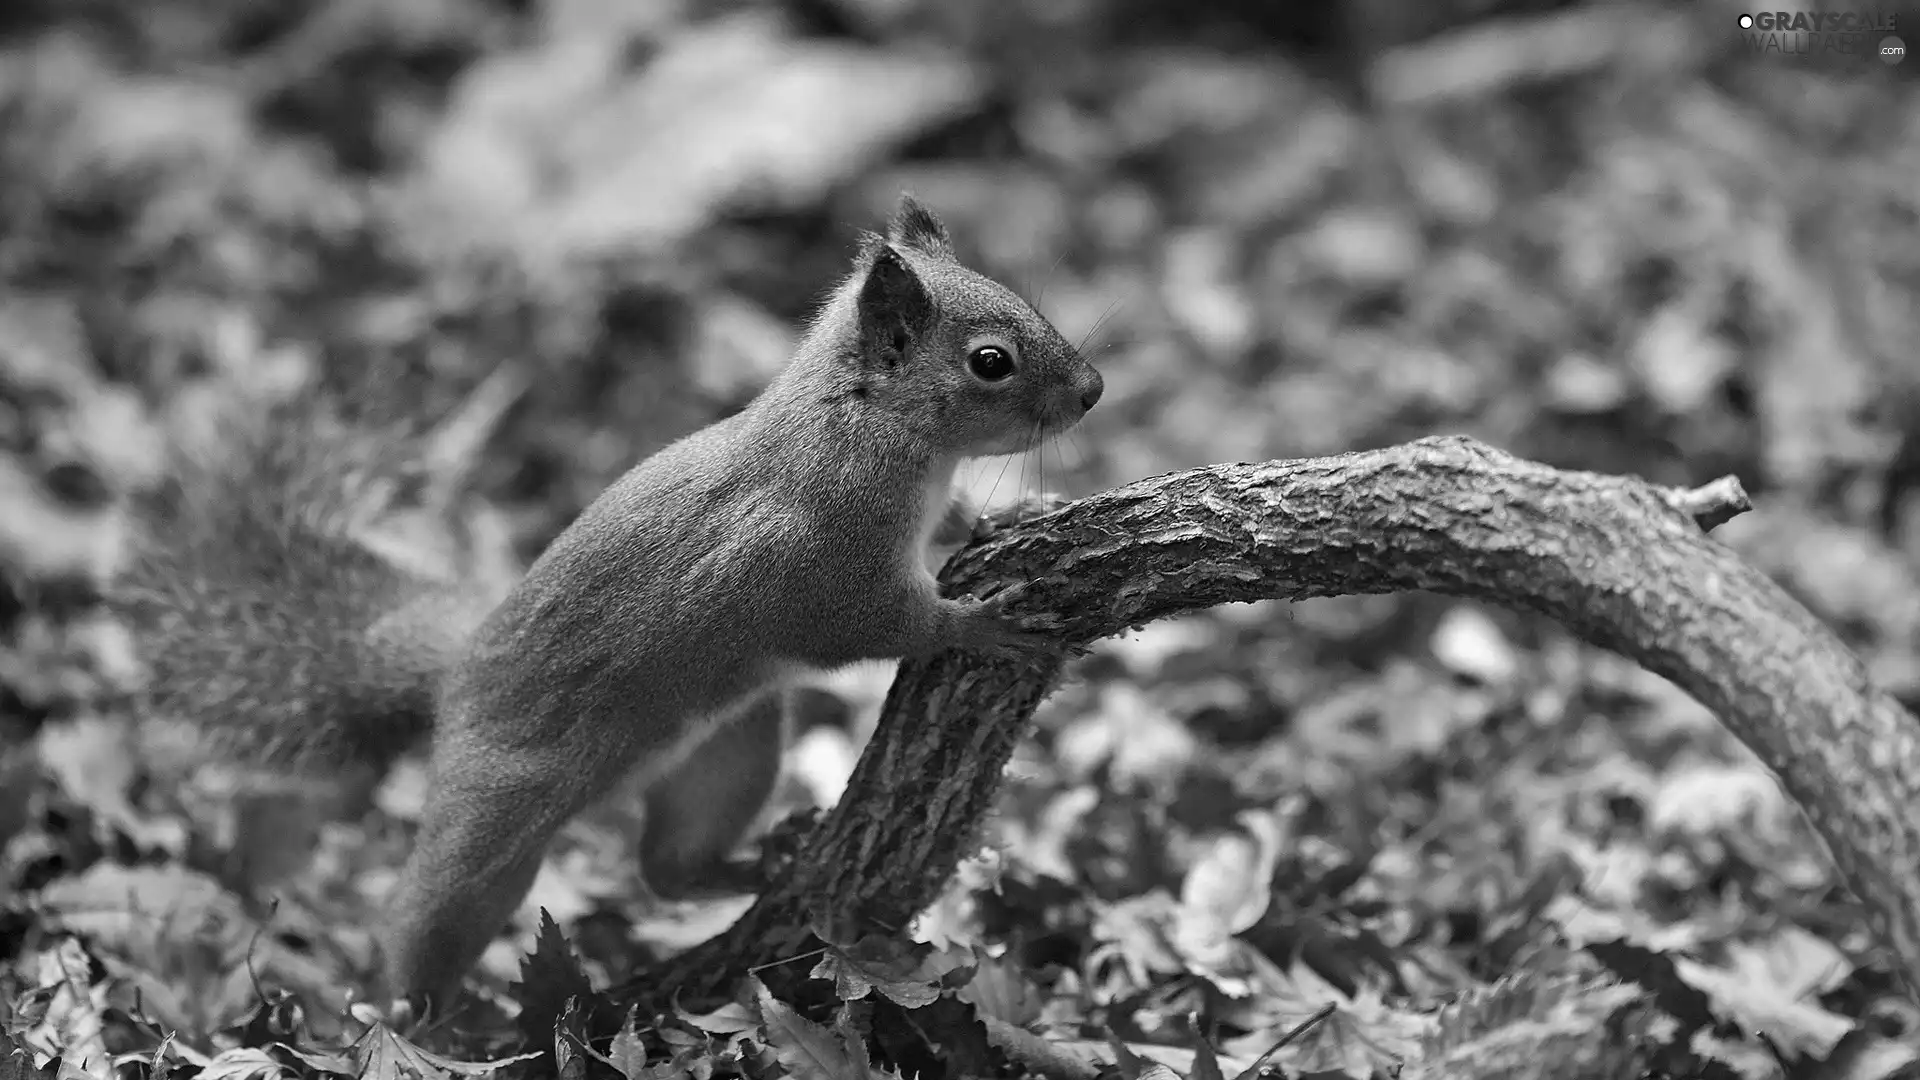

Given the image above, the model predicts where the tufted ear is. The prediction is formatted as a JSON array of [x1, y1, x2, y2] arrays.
[[854, 243, 934, 371], [887, 194, 954, 259]]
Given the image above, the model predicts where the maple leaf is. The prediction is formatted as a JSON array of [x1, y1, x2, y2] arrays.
[[512, 909, 607, 1049], [1219, 976, 1425, 1079], [753, 981, 900, 1080], [349, 1021, 537, 1080], [553, 996, 601, 1080], [809, 936, 942, 1008], [194, 1047, 297, 1080], [674, 1001, 756, 1039], [1410, 973, 1644, 1080], [607, 1009, 649, 1078], [952, 952, 1042, 1028], [1276, 1004, 1411, 1078], [555, 1002, 714, 1080], [551, 998, 619, 1080]]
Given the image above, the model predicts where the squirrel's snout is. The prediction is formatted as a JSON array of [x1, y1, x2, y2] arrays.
[[1078, 367, 1104, 412]]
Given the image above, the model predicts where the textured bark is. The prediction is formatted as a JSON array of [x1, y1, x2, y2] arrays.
[[617, 435, 1920, 1008]]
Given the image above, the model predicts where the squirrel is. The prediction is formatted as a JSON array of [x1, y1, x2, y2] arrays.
[[114, 196, 1104, 1015]]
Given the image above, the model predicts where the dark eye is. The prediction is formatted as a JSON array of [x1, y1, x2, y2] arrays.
[[968, 344, 1016, 381]]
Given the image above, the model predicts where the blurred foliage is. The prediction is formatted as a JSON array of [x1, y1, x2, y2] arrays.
[[3, 0, 1920, 1076]]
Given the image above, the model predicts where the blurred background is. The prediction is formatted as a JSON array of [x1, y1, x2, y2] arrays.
[[3, 0, 1920, 1071]]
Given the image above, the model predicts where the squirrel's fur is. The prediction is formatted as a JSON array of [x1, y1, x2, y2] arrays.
[[116, 197, 1103, 1013], [118, 403, 492, 774]]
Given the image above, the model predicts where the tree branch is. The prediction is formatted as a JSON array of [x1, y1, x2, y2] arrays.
[[620, 435, 1920, 1008]]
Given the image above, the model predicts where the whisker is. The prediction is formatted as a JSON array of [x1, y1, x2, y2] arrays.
[[1034, 431, 1046, 522], [1019, 431, 1038, 526], [984, 448, 1018, 520], [1061, 426, 1086, 471], [1019, 440, 1031, 511], [1035, 250, 1070, 310], [1078, 299, 1122, 355]]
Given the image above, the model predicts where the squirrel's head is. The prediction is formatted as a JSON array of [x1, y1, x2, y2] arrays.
[[825, 195, 1103, 459]]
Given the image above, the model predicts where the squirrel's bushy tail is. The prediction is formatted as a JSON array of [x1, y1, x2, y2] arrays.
[[114, 387, 507, 777]]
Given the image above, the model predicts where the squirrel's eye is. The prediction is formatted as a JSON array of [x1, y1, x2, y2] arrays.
[[968, 345, 1016, 381]]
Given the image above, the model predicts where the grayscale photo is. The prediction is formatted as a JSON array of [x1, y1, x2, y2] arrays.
[[0, 1, 1916, 1076]]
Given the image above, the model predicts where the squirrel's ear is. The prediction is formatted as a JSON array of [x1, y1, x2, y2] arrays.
[[855, 242, 933, 370], [887, 195, 954, 259]]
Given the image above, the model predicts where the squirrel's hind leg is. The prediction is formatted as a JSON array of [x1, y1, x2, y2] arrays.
[[638, 689, 791, 899], [380, 739, 625, 1015]]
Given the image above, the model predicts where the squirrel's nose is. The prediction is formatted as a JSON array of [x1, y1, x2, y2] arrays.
[[1079, 368, 1104, 412]]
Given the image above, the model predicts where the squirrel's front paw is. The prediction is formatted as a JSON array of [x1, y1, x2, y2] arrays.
[[945, 593, 1070, 660]]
